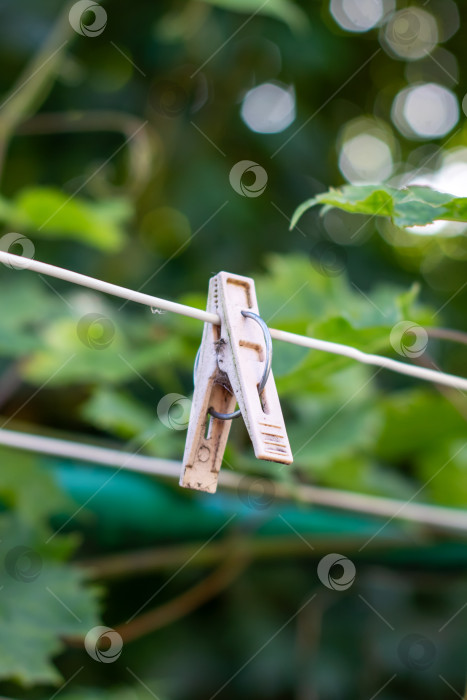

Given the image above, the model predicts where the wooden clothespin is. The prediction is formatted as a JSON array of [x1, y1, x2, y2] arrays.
[[180, 272, 293, 493]]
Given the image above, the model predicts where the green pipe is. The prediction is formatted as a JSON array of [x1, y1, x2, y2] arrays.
[[46, 459, 467, 566]]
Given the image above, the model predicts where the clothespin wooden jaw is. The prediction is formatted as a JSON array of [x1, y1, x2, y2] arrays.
[[180, 272, 293, 493]]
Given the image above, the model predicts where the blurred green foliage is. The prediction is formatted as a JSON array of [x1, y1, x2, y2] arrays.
[[0, 187, 132, 251], [0, 0, 466, 698]]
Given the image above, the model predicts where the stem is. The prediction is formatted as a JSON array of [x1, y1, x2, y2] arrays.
[[0, 3, 75, 183], [426, 327, 467, 347], [66, 547, 250, 648], [295, 594, 334, 700], [17, 111, 145, 135], [0, 363, 21, 410], [115, 549, 249, 643], [79, 535, 404, 582], [16, 111, 154, 196]]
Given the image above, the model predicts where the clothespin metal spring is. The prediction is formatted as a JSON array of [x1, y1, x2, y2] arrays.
[[209, 310, 272, 420], [193, 310, 273, 421]]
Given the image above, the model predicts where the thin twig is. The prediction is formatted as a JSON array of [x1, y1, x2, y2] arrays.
[[79, 536, 414, 583], [0, 363, 21, 410], [16, 111, 155, 195], [115, 548, 249, 643], [0, 3, 75, 182], [426, 327, 467, 347], [295, 594, 335, 700], [67, 551, 248, 647]]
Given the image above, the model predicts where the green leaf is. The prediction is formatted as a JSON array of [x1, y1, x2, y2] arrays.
[[253, 254, 429, 396], [80, 387, 156, 439], [21, 315, 186, 388], [376, 390, 467, 462], [291, 394, 383, 469], [0, 450, 101, 686], [0, 188, 132, 251], [0, 448, 73, 526], [0, 277, 63, 356], [0, 534, 100, 686], [80, 386, 189, 459], [0, 193, 19, 221], [416, 441, 467, 508], [291, 185, 467, 230]]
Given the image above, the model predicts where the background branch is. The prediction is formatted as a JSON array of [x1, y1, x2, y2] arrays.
[[115, 549, 249, 643], [16, 111, 155, 195], [0, 3, 75, 182]]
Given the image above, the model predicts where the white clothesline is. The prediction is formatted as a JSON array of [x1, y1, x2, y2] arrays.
[[1, 251, 466, 391], [1, 427, 466, 533]]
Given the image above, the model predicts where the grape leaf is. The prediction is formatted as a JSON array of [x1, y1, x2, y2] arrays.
[[0, 277, 63, 356], [291, 185, 467, 229], [0, 543, 100, 686], [0, 450, 101, 686], [0, 447, 74, 525]]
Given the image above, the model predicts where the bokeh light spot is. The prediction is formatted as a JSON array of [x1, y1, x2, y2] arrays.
[[392, 83, 459, 139], [432, 0, 460, 42], [241, 82, 295, 134], [383, 8, 438, 61], [339, 134, 393, 183], [462, 94, 467, 118], [330, 0, 387, 32], [338, 117, 396, 184]]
